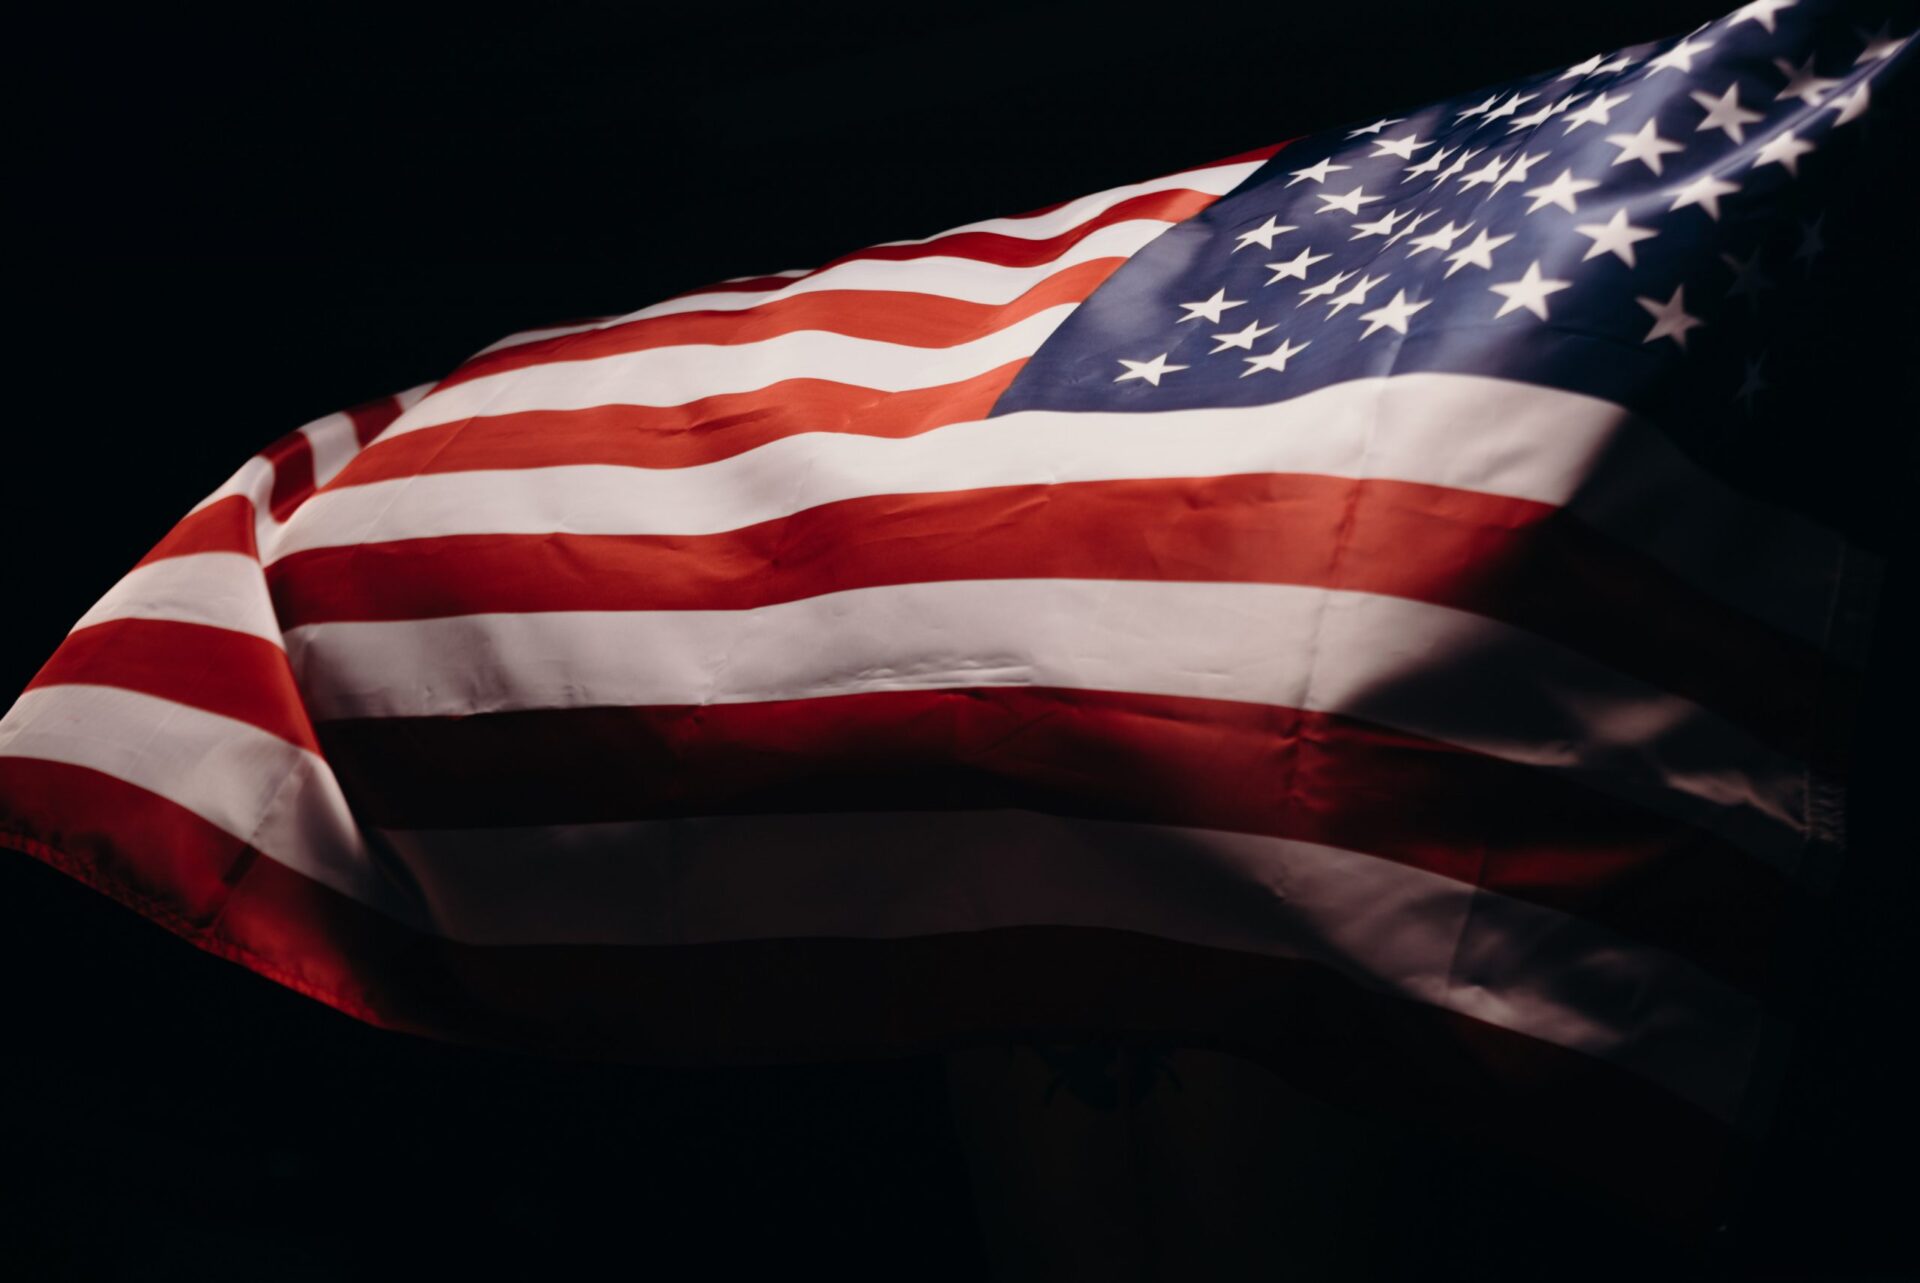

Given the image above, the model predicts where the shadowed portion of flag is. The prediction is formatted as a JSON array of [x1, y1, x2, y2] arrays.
[[2, 0, 1909, 1230]]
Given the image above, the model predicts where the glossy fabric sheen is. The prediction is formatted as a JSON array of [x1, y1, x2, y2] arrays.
[[2, 4, 1904, 1225]]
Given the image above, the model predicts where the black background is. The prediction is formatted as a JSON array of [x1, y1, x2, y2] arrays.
[[7, 2, 1917, 1278]]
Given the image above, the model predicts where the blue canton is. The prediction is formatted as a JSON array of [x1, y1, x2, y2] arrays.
[[992, 0, 1913, 454]]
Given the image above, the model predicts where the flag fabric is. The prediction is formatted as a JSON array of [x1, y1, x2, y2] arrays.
[[3, 0, 1909, 1227]]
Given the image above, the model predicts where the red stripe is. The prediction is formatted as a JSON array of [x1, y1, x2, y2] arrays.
[[0, 762, 1738, 1231], [333, 362, 1023, 484], [441, 257, 1122, 389], [346, 395, 405, 448], [0, 759, 258, 930], [136, 494, 257, 566], [315, 687, 1783, 994], [28, 619, 318, 752], [261, 428, 317, 524], [270, 473, 1830, 755]]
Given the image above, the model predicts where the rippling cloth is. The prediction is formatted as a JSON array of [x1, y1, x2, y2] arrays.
[[4, 0, 1909, 1228]]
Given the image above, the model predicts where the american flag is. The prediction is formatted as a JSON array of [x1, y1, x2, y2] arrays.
[[2, 0, 1908, 1225]]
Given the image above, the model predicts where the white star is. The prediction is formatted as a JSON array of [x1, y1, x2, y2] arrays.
[[1481, 92, 1539, 124], [1405, 219, 1470, 257], [1286, 157, 1351, 187], [1636, 285, 1705, 349], [1356, 289, 1432, 338], [1606, 119, 1686, 175], [1456, 94, 1499, 120], [1559, 53, 1605, 81], [1241, 336, 1311, 377], [1574, 208, 1658, 267], [1233, 216, 1298, 253], [1429, 147, 1482, 185], [1856, 22, 1913, 65], [1115, 353, 1189, 385], [1384, 209, 1436, 247], [1263, 246, 1332, 284], [1298, 270, 1355, 306], [1316, 185, 1382, 215], [1590, 53, 1637, 76], [1774, 55, 1841, 105], [1730, 0, 1795, 34], [1324, 272, 1389, 317], [1210, 318, 1278, 354], [1794, 214, 1825, 272], [1370, 132, 1433, 160], [1646, 36, 1715, 76], [1489, 260, 1573, 320], [1720, 248, 1775, 308], [1490, 151, 1549, 196], [1443, 228, 1515, 277], [1505, 100, 1558, 132], [1562, 89, 1631, 134], [1402, 145, 1456, 181], [1752, 130, 1816, 176], [1691, 84, 1765, 143], [1669, 171, 1742, 221], [1735, 353, 1768, 413], [1177, 288, 1245, 324], [1522, 167, 1600, 214], [1350, 208, 1411, 240], [1827, 81, 1871, 126], [1456, 153, 1509, 190], [1346, 117, 1406, 138], [1508, 93, 1583, 132]]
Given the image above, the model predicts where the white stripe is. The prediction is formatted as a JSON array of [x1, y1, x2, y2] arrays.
[[874, 159, 1261, 246], [385, 304, 1074, 439], [285, 578, 1807, 865], [393, 382, 433, 412], [0, 685, 407, 922], [273, 372, 1845, 649], [378, 810, 1762, 1120], [300, 412, 360, 489], [69, 553, 282, 646]]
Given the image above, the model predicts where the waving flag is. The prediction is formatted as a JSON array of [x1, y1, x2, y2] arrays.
[[3, 0, 1908, 1226]]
